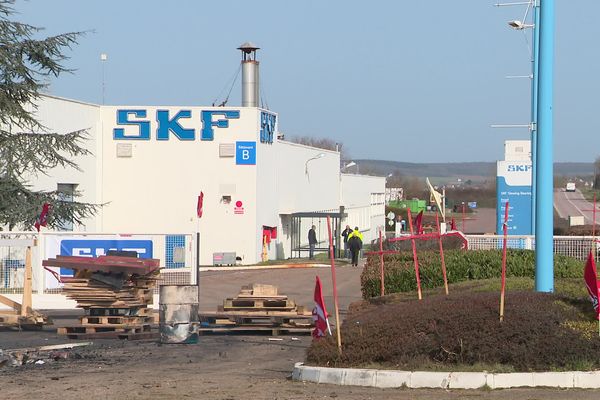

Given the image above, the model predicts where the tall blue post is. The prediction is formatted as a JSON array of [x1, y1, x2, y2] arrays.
[[535, 0, 554, 292], [530, 1, 540, 235]]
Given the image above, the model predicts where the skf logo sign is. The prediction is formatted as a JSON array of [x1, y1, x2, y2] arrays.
[[113, 109, 240, 141], [260, 111, 276, 144], [507, 165, 532, 172]]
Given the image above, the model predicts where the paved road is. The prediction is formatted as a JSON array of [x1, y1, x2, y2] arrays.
[[554, 188, 599, 225], [199, 264, 364, 318], [447, 207, 497, 234]]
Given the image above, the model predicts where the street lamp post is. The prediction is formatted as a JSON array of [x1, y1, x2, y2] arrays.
[[502, 1, 539, 236], [305, 153, 325, 181], [342, 161, 359, 174], [100, 53, 108, 105]]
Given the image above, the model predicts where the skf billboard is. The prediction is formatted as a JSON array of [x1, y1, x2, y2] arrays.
[[496, 161, 532, 235]]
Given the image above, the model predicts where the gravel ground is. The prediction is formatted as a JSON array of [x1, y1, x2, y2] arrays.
[[2, 266, 600, 399]]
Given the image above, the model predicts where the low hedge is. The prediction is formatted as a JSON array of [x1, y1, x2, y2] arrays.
[[307, 290, 600, 371], [361, 249, 583, 299]]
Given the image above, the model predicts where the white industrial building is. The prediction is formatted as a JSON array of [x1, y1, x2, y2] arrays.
[[23, 43, 385, 275]]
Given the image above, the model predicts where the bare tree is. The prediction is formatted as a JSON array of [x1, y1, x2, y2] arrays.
[[288, 135, 350, 160]]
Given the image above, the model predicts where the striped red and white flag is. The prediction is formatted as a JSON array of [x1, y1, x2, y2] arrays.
[[312, 276, 331, 339], [584, 250, 600, 320]]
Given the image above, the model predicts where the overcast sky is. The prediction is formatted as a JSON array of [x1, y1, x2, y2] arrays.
[[14, 0, 600, 163]]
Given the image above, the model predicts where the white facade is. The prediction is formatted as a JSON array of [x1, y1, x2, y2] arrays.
[[504, 140, 531, 162], [340, 174, 386, 244], [26, 94, 385, 265]]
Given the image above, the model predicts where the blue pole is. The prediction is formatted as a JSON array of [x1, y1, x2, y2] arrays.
[[530, 1, 540, 235], [535, 0, 554, 292]]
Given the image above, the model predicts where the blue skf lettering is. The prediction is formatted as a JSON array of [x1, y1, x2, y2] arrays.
[[260, 111, 276, 144], [156, 110, 194, 140], [113, 110, 151, 140], [507, 165, 531, 172], [201, 110, 240, 141]]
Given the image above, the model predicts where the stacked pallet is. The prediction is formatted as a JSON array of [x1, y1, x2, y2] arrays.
[[42, 255, 160, 339], [199, 283, 314, 336]]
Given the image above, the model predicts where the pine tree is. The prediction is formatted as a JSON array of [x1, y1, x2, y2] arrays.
[[0, 0, 98, 230]]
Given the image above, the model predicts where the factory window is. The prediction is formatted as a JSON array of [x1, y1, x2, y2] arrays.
[[57, 183, 76, 231]]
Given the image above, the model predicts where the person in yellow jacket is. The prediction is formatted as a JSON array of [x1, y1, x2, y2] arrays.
[[347, 227, 363, 266]]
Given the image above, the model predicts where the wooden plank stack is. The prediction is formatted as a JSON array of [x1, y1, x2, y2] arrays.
[[199, 283, 314, 336], [42, 255, 160, 340]]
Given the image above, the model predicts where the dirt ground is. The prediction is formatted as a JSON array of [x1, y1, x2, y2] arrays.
[[2, 266, 600, 400]]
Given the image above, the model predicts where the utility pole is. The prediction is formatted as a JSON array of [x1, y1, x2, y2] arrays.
[[535, 0, 554, 292]]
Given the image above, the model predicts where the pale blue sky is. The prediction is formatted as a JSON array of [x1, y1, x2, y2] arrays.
[[14, 0, 600, 163]]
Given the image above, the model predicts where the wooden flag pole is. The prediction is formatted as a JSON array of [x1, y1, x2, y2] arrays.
[[21, 246, 33, 317], [593, 193, 597, 240], [379, 229, 385, 296], [436, 214, 449, 295], [500, 201, 509, 322], [326, 215, 342, 354], [407, 209, 423, 300], [594, 193, 597, 321]]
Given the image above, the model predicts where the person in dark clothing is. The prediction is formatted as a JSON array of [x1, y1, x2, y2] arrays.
[[341, 225, 352, 259], [308, 225, 317, 259], [347, 227, 363, 266]]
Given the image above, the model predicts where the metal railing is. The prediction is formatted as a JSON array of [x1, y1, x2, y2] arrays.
[[466, 235, 598, 261], [0, 233, 38, 294]]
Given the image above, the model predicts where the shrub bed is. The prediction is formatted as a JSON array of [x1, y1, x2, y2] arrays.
[[361, 249, 582, 299], [306, 290, 600, 371]]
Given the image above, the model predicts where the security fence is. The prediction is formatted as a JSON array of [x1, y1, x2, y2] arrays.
[[0, 232, 195, 294], [465, 235, 598, 262], [0, 233, 37, 294]]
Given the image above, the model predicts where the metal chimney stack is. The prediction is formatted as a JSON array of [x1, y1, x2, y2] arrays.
[[238, 42, 260, 107]]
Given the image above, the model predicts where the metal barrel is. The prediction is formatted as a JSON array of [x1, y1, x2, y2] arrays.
[[159, 285, 199, 344]]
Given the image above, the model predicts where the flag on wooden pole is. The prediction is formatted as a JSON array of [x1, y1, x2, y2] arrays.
[[499, 201, 509, 322], [326, 215, 343, 353], [34, 203, 50, 232], [436, 213, 449, 295], [312, 276, 332, 338], [197, 192, 204, 218], [407, 208, 423, 300], [414, 210, 424, 235], [379, 229, 385, 296], [584, 250, 600, 320]]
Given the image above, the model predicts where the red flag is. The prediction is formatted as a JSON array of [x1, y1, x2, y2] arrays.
[[450, 217, 457, 231], [415, 210, 424, 235], [34, 203, 50, 232], [584, 250, 600, 320], [197, 192, 204, 218], [312, 276, 331, 339]]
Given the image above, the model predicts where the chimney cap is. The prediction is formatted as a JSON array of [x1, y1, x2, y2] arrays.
[[237, 42, 260, 53]]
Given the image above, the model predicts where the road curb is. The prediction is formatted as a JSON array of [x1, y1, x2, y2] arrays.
[[292, 363, 600, 389]]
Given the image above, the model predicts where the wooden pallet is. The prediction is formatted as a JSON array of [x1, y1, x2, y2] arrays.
[[79, 315, 153, 325], [199, 312, 313, 326], [197, 325, 312, 336], [222, 298, 296, 311], [85, 307, 153, 317], [59, 330, 158, 340], [57, 324, 151, 335]]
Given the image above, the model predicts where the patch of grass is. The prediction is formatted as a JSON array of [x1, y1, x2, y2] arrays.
[[562, 320, 599, 340]]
